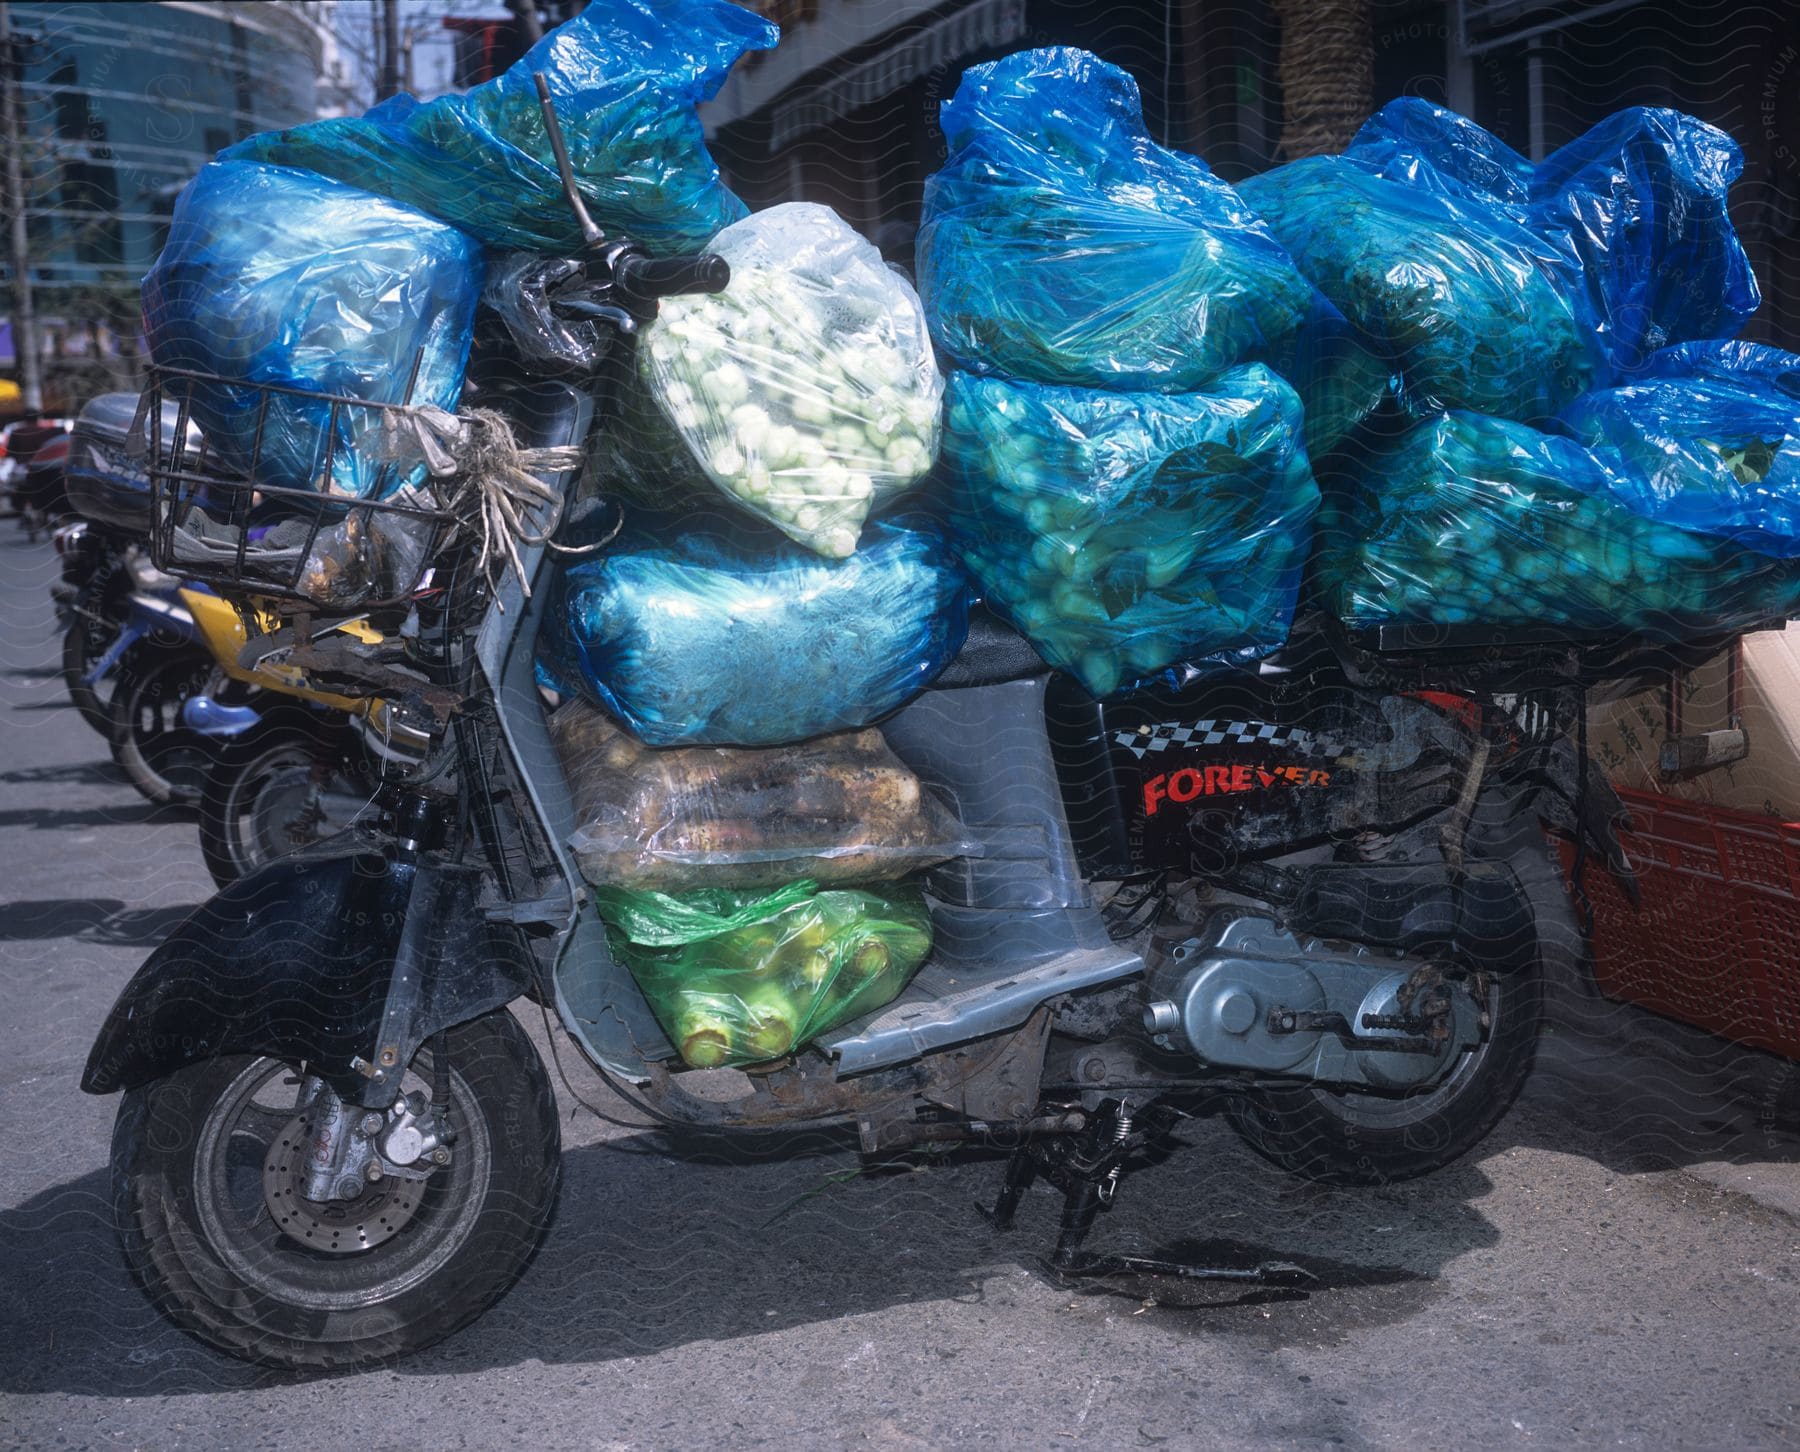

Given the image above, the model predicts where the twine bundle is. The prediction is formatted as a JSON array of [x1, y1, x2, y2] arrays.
[[375, 403, 596, 605]]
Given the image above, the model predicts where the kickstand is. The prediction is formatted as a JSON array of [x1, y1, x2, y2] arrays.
[[977, 1099, 1316, 1289]]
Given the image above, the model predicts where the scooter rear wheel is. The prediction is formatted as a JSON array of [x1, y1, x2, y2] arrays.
[[106, 645, 227, 808], [110, 1009, 561, 1371], [1222, 807, 1572, 1187], [61, 616, 116, 735]]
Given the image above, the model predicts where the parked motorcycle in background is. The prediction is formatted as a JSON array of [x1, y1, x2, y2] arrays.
[[3, 414, 72, 539]]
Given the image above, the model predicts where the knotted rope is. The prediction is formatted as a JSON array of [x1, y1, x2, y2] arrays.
[[373, 403, 600, 606]]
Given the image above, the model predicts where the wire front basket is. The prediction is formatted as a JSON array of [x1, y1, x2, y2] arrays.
[[138, 363, 462, 612]]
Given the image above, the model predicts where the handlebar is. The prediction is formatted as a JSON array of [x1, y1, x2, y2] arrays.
[[612, 251, 731, 312]]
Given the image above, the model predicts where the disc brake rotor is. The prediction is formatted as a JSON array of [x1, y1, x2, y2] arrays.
[[261, 1113, 425, 1254]]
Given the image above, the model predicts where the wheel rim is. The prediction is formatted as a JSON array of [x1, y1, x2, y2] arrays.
[[122, 656, 224, 800], [227, 744, 367, 872], [191, 1054, 492, 1313], [1301, 975, 1505, 1132]]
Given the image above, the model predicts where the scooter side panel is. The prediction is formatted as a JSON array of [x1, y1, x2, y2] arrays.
[[469, 376, 674, 1082]]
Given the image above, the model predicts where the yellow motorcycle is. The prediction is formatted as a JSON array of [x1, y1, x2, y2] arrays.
[[181, 590, 428, 887]]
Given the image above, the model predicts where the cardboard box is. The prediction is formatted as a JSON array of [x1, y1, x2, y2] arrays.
[[1587, 627, 1800, 823]]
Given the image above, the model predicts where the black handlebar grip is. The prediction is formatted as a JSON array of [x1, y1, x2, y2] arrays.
[[615, 252, 731, 302]]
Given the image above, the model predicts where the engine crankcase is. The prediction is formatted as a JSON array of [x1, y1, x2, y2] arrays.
[[1145, 912, 1481, 1091]]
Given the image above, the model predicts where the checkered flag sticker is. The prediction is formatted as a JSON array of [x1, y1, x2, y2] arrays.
[[1113, 718, 1346, 760]]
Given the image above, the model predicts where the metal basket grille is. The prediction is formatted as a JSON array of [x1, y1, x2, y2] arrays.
[[139, 363, 460, 612]]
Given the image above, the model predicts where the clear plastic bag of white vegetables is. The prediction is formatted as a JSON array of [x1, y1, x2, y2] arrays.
[[638, 202, 943, 558], [941, 368, 1321, 698]]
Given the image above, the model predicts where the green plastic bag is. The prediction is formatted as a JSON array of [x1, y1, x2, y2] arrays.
[[1316, 411, 1800, 634], [594, 881, 933, 1069]]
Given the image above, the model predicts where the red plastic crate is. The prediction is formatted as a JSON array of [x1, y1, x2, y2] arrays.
[[1560, 788, 1800, 1059]]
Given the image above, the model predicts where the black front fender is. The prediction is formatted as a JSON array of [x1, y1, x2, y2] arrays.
[[82, 844, 532, 1104]]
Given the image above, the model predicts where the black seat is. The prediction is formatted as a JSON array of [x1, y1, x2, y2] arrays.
[[930, 605, 1049, 690], [459, 357, 588, 457]]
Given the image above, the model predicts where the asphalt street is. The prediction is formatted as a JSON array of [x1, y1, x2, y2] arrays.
[[2, 523, 1798, 1451]]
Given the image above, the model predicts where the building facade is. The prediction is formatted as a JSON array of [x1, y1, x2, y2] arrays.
[[704, 0, 1797, 347], [3, 0, 323, 327]]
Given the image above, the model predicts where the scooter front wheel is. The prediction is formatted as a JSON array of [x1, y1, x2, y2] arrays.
[[106, 645, 223, 807], [110, 1010, 561, 1371]]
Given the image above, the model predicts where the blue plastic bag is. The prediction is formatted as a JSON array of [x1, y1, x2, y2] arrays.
[[1557, 342, 1800, 559], [142, 161, 481, 497], [916, 47, 1318, 392], [1530, 107, 1759, 372], [1334, 99, 1759, 379], [223, 0, 775, 256], [1242, 154, 1600, 423], [1316, 409, 1800, 634], [941, 367, 1319, 698], [1626, 339, 1800, 391], [542, 517, 969, 747], [1344, 98, 1533, 206]]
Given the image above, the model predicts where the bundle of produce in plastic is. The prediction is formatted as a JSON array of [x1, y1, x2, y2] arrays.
[[1558, 341, 1800, 560], [548, 699, 975, 891], [142, 161, 481, 498], [637, 203, 943, 557], [538, 516, 968, 747], [942, 368, 1319, 697], [1527, 107, 1759, 371], [594, 879, 934, 1069], [1240, 154, 1599, 423], [1245, 98, 1759, 422], [223, 0, 775, 256], [916, 47, 1319, 393], [1337, 99, 1534, 205], [1315, 410, 1799, 635]]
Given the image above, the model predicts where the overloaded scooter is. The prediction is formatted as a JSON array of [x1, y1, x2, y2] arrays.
[[78, 97, 1745, 1372], [78, 0, 1800, 1371]]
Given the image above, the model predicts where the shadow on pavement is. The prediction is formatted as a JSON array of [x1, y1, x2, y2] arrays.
[[0, 802, 192, 832], [3, 967, 1797, 1401], [0, 761, 124, 787], [0, 1112, 1481, 1398], [0, 898, 195, 945]]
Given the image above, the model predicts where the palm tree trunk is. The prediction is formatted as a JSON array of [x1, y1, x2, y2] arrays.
[[1270, 0, 1373, 160]]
